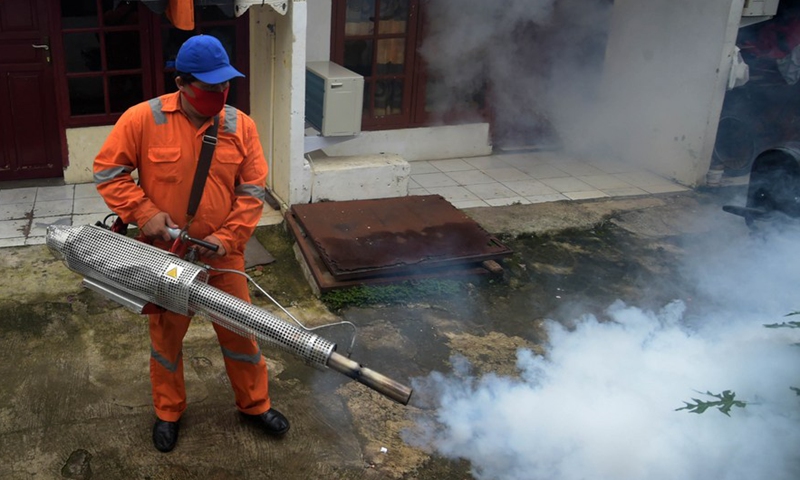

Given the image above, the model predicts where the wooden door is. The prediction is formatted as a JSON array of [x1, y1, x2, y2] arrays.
[[0, 0, 62, 181]]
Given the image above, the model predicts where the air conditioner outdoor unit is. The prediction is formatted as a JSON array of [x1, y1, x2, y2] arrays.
[[741, 0, 779, 17], [305, 61, 364, 137], [740, 0, 780, 26]]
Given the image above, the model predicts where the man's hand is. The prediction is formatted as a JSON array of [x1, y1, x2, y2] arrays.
[[141, 212, 178, 241], [198, 234, 226, 259]]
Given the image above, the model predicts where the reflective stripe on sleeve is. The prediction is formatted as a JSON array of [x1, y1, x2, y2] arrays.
[[234, 183, 266, 201], [94, 165, 134, 185]]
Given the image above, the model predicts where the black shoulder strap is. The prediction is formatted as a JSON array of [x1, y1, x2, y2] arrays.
[[187, 115, 219, 219]]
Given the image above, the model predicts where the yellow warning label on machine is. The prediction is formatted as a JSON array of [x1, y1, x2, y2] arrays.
[[164, 264, 183, 280]]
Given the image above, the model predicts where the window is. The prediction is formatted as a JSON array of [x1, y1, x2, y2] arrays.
[[331, 0, 488, 131], [59, 0, 150, 124], [57, 1, 249, 127], [332, 0, 422, 130]]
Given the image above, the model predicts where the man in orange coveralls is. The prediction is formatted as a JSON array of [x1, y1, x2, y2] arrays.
[[93, 34, 289, 453]]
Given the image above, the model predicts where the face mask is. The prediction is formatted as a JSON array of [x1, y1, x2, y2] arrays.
[[182, 83, 229, 117]]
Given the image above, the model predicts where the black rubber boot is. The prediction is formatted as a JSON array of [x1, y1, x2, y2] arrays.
[[152, 419, 180, 452], [242, 408, 290, 437]]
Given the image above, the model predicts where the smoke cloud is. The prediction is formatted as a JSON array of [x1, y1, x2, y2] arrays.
[[410, 4, 800, 477], [404, 224, 800, 480], [420, 0, 613, 149]]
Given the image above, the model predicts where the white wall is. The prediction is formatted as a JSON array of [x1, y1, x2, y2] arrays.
[[250, 1, 311, 207], [600, 0, 745, 186], [63, 126, 113, 184], [320, 124, 492, 161], [306, 0, 331, 62]]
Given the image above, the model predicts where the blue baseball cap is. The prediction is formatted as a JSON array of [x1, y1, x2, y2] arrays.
[[175, 35, 245, 84]]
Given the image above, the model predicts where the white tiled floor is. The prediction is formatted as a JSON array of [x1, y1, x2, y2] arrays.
[[0, 150, 689, 248], [408, 151, 688, 208]]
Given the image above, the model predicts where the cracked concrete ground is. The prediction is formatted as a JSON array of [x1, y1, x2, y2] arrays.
[[0, 186, 751, 479]]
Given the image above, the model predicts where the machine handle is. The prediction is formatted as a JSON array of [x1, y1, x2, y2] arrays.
[[166, 227, 220, 252], [187, 236, 220, 252]]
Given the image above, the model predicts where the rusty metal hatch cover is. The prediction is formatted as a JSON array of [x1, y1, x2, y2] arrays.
[[288, 195, 513, 281]]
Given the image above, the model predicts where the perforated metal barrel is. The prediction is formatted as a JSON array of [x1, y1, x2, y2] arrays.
[[46, 225, 207, 315], [189, 282, 335, 367], [47, 224, 336, 368]]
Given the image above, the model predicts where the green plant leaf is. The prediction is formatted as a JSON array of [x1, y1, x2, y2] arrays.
[[764, 320, 800, 329], [676, 390, 747, 416]]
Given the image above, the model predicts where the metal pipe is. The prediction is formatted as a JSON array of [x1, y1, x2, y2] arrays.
[[46, 224, 412, 405], [326, 352, 412, 405], [722, 205, 769, 219]]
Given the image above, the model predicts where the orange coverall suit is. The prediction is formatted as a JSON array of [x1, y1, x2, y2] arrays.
[[93, 92, 271, 422]]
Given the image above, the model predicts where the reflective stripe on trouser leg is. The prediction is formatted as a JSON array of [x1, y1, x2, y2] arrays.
[[149, 310, 191, 422], [209, 269, 271, 415]]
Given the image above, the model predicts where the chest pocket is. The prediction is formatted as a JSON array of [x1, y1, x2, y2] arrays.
[[147, 146, 182, 184], [212, 145, 242, 187], [215, 146, 242, 165]]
